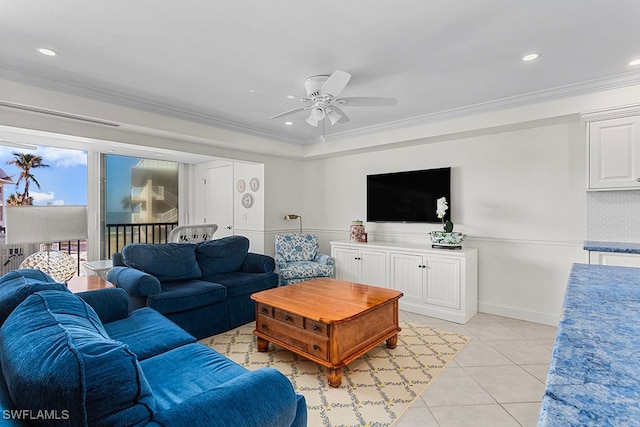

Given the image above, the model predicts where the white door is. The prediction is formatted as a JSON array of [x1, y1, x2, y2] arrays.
[[589, 116, 640, 189], [359, 249, 388, 287], [332, 246, 360, 282], [390, 252, 424, 303], [204, 165, 234, 238]]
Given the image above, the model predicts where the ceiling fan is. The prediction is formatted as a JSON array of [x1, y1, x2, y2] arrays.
[[269, 70, 397, 138]]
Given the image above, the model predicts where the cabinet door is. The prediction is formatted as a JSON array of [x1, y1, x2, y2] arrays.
[[332, 246, 360, 282], [425, 258, 461, 309], [390, 252, 424, 303], [589, 251, 640, 267], [359, 249, 387, 287], [589, 117, 640, 189]]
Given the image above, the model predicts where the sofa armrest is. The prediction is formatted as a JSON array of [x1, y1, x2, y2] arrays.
[[106, 266, 161, 297], [147, 368, 302, 427], [242, 253, 276, 273], [76, 288, 130, 324], [314, 253, 334, 266]]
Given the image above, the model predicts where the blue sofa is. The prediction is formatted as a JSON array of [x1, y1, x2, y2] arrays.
[[108, 235, 279, 339], [0, 269, 307, 426]]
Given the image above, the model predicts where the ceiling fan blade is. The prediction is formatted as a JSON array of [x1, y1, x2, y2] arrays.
[[320, 70, 351, 97], [337, 97, 398, 107], [269, 105, 311, 119], [331, 107, 350, 124]]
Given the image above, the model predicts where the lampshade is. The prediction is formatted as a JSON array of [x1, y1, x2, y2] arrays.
[[5, 206, 88, 283], [306, 107, 325, 127], [5, 205, 88, 244], [284, 214, 302, 233]]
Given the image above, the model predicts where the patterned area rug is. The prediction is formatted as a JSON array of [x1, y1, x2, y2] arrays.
[[201, 321, 469, 427]]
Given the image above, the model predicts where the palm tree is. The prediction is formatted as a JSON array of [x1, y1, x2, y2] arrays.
[[6, 152, 50, 203], [5, 193, 32, 206]]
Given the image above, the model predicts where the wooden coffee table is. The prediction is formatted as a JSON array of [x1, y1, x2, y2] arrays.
[[251, 278, 403, 387]]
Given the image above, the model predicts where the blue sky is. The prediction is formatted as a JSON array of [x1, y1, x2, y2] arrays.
[[0, 146, 88, 206]]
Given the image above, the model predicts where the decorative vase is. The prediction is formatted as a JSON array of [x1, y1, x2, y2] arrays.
[[350, 220, 366, 242], [429, 231, 466, 249]]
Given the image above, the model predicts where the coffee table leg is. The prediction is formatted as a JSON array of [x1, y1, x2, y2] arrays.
[[386, 334, 398, 349], [257, 336, 269, 352], [327, 368, 342, 388]]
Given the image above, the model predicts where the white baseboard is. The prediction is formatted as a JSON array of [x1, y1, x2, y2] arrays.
[[478, 301, 560, 326]]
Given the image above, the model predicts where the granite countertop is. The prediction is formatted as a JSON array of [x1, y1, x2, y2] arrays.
[[538, 263, 640, 426], [583, 240, 640, 254]]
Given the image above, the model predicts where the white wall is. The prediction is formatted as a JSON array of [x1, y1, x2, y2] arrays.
[[303, 120, 588, 325]]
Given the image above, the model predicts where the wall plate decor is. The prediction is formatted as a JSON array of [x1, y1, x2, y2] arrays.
[[236, 179, 246, 192], [241, 193, 254, 209], [249, 177, 260, 192]]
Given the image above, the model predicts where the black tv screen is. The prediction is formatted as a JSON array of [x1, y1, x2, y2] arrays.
[[367, 167, 451, 223]]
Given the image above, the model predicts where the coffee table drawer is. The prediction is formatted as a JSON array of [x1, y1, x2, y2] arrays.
[[305, 320, 329, 336], [258, 315, 329, 361], [274, 308, 304, 328], [257, 303, 273, 317]]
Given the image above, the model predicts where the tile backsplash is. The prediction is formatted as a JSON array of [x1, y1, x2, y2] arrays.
[[586, 190, 640, 242]]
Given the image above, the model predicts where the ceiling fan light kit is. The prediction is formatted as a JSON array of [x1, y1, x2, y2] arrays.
[[270, 70, 397, 139]]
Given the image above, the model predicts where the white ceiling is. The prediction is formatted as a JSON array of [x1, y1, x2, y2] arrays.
[[1, 0, 640, 147]]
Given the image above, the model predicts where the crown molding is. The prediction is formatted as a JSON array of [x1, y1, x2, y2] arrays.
[[3, 64, 640, 147]]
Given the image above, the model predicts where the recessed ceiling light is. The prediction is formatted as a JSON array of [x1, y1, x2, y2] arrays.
[[286, 95, 296, 100], [522, 53, 540, 62], [37, 48, 58, 57], [630, 58, 640, 66], [284, 121, 294, 126]]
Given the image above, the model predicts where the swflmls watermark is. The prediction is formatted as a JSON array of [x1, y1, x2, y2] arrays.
[[3, 409, 70, 420]]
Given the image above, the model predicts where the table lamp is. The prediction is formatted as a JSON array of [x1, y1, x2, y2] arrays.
[[5, 205, 88, 282]]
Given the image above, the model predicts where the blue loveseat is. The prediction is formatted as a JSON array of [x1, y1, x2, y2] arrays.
[[108, 235, 278, 339], [0, 269, 307, 426]]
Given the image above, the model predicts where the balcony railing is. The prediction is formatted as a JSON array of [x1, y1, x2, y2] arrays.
[[105, 221, 178, 257]]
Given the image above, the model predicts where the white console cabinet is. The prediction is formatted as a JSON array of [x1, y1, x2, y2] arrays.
[[331, 241, 478, 323], [588, 251, 640, 268]]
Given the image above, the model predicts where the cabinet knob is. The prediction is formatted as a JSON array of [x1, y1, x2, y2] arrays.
[[261, 307, 268, 313], [313, 324, 318, 331], [261, 323, 266, 329], [313, 344, 319, 351], [285, 314, 290, 321]]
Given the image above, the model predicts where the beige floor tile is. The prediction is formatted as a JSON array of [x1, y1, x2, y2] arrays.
[[486, 339, 552, 364], [463, 365, 546, 403], [520, 363, 551, 383], [393, 407, 438, 427], [503, 402, 543, 427], [422, 367, 495, 407], [500, 319, 558, 340], [454, 340, 515, 367], [461, 322, 527, 341], [430, 404, 520, 427]]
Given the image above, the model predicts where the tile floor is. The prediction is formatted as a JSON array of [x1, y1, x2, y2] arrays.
[[395, 311, 557, 427]]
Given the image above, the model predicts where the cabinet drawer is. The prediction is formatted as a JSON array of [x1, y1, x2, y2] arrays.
[[257, 303, 273, 317], [257, 315, 329, 361], [305, 320, 329, 336], [274, 308, 304, 328]]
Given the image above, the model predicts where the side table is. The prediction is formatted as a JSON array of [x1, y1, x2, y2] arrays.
[[82, 260, 113, 280], [67, 276, 115, 293]]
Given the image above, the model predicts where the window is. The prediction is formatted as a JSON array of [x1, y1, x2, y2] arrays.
[[103, 154, 179, 257]]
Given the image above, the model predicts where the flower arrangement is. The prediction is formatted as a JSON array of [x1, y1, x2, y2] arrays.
[[430, 197, 465, 248], [436, 197, 454, 232]]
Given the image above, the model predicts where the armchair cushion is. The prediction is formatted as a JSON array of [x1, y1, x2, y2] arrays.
[[196, 236, 249, 276], [0, 290, 155, 426], [122, 243, 202, 282], [275, 234, 319, 262], [278, 260, 335, 281]]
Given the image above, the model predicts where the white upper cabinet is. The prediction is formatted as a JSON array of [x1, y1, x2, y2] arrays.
[[588, 115, 640, 190]]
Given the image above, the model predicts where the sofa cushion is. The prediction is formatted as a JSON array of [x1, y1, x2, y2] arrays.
[[196, 236, 249, 276], [103, 307, 197, 360], [139, 343, 250, 411], [0, 269, 68, 326], [147, 280, 227, 314], [0, 290, 155, 426], [204, 272, 278, 298], [122, 243, 202, 283]]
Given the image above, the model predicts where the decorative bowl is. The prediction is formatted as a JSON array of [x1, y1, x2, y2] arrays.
[[429, 231, 466, 249]]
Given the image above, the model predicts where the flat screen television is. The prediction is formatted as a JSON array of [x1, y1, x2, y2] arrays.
[[366, 167, 451, 223]]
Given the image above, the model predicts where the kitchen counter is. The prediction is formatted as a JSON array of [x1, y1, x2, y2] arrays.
[[583, 240, 640, 254], [538, 263, 640, 426]]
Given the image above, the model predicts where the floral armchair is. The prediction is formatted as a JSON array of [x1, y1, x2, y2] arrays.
[[274, 233, 335, 285]]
